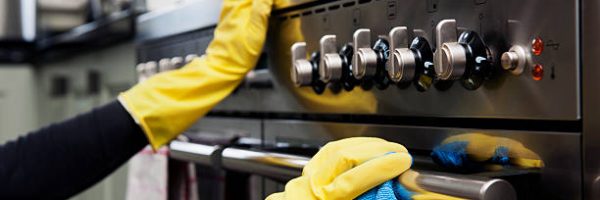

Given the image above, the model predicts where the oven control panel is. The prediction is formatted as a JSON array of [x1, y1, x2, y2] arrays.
[[135, 0, 581, 121], [212, 0, 579, 120], [289, 17, 544, 93]]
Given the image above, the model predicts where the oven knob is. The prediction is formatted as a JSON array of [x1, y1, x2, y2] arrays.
[[291, 42, 313, 86], [353, 29, 378, 79], [185, 54, 198, 63], [145, 61, 158, 76], [136, 63, 145, 75], [319, 35, 343, 83], [501, 45, 528, 75], [136, 63, 147, 82], [410, 36, 437, 92], [338, 43, 358, 91], [434, 19, 466, 80], [371, 38, 391, 90], [159, 58, 174, 72], [387, 26, 416, 83], [170, 57, 184, 69], [456, 31, 492, 90]]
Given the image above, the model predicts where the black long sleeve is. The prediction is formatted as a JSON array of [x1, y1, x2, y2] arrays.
[[0, 100, 149, 199]]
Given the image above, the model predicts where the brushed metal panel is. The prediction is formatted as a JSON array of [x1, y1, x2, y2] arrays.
[[582, 0, 600, 199], [187, 117, 262, 139], [213, 0, 580, 120], [263, 120, 581, 199], [135, 0, 221, 42]]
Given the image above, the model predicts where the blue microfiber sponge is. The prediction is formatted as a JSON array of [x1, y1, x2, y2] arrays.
[[430, 141, 469, 168], [356, 179, 413, 200]]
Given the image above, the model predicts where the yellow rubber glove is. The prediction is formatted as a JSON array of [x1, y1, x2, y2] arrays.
[[266, 137, 413, 200], [432, 133, 543, 169], [119, 0, 274, 149]]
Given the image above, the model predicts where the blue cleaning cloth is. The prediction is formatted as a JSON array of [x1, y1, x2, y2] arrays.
[[431, 141, 511, 168], [490, 146, 510, 165], [356, 179, 413, 200], [431, 141, 469, 168]]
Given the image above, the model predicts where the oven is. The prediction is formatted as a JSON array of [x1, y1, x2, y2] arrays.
[[135, 0, 600, 199]]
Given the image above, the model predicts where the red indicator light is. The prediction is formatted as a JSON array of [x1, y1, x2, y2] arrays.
[[532, 37, 544, 56], [532, 64, 544, 81]]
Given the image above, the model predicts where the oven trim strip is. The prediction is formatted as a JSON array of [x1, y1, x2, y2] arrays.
[[207, 111, 582, 132]]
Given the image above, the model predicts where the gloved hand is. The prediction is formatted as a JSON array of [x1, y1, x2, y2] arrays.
[[431, 133, 543, 169], [119, 0, 274, 149], [266, 137, 413, 200]]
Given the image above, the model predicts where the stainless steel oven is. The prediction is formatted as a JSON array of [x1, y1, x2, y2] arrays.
[[136, 0, 600, 199]]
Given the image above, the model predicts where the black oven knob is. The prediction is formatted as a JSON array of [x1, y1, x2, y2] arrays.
[[339, 43, 358, 91], [372, 38, 391, 90], [309, 52, 326, 94], [458, 31, 492, 90], [410, 37, 437, 92]]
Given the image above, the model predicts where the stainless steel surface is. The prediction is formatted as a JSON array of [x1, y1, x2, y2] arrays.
[[417, 172, 516, 200], [0, 0, 36, 41], [582, 0, 600, 199], [291, 42, 313, 86], [353, 29, 378, 79], [221, 148, 308, 181], [170, 140, 217, 166], [135, 0, 221, 42], [136, 0, 586, 198], [187, 117, 262, 139], [264, 120, 581, 199], [319, 35, 342, 82], [211, 0, 580, 120], [171, 139, 517, 199], [388, 26, 415, 82], [501, 45, 528, 75]]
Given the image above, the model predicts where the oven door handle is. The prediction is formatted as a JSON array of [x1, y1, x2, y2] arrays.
[[169, 141, 517, 200]]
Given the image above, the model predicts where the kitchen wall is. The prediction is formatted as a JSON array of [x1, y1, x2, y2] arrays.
[[0, 65, 38, 143], [36, 42, 138, 200], [36, 43, 137, 126]]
